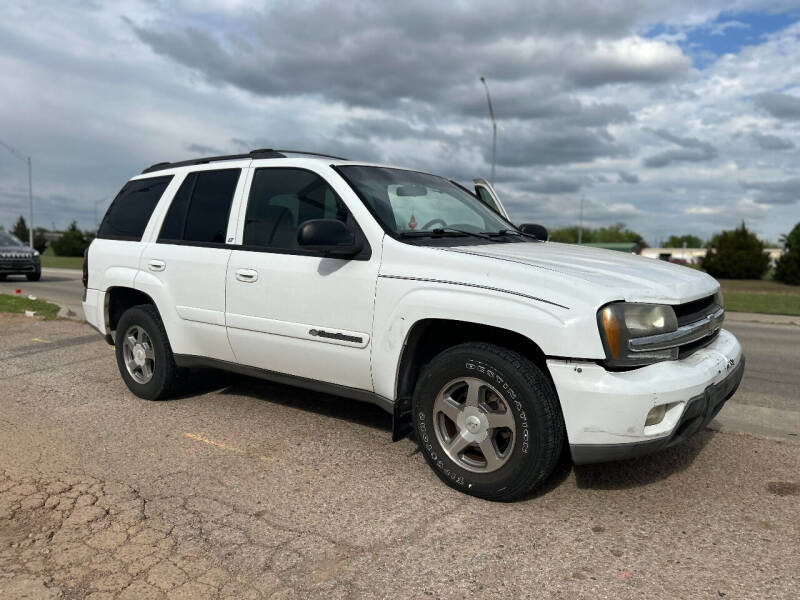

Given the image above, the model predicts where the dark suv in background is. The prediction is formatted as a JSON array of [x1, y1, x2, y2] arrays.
[[0, 231, 41, 281]]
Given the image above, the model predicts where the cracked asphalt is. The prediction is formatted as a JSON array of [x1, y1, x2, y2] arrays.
[[1, 314, 799, 599]]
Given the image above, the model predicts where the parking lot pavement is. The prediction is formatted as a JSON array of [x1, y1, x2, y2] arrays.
[[1, 316, 798, 599]]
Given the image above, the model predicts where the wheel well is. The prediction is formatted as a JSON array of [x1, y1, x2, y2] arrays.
[[395, 319, 551, 401], [106, 287, 156, 333]]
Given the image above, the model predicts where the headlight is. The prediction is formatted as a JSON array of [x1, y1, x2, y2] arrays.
[[598, 303, 678, 367]]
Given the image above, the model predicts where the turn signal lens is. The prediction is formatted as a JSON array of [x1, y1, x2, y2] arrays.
[[601, 307, 621, 360]]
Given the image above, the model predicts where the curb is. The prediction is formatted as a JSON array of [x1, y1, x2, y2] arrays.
[[725, 311, 800, 327]]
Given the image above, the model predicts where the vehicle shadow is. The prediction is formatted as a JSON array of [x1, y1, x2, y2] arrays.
[[213, 371, 393, 432], [572, 428, 717, 490]]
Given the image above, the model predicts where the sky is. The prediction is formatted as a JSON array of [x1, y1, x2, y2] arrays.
[[1, 1, 799, 246]]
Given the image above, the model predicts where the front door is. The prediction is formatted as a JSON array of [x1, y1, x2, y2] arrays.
[[225, 166, 379, 391]]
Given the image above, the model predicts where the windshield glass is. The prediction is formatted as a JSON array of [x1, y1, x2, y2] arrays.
[[0, 231, 23, 246], [337, 166, 513, 237]]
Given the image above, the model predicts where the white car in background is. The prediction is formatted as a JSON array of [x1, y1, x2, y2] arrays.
[[83, 149, 743, 500]]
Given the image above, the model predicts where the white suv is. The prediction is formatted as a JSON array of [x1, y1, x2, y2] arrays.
[[83, 149, 744, 500]]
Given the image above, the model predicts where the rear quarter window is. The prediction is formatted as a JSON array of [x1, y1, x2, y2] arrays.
[[97, 175, 174, 240]]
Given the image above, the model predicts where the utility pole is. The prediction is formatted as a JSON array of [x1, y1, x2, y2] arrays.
[[578, 195, 585, 245], [27, 157, 33, 248], [479, 76, 497, 185], [0, 139, 34, 248]]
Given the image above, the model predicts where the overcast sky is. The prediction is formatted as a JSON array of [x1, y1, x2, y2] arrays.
[[1, 1, 799, 245]]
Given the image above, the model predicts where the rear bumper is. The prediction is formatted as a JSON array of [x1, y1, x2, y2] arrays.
[[547, 328, 743, 464], [570, 356, 744, 464]]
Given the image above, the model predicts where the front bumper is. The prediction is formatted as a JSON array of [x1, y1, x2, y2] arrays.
[[547, 328, 743, 464], [0, 257, 39, 274]]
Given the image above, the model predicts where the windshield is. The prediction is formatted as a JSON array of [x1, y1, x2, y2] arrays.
[[336, 166, 514, 238], [0, 231, 23, 246]]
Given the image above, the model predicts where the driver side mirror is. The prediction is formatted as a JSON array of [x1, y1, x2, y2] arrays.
[[518, 223, 548, 241], [297, 219, 363, 257]]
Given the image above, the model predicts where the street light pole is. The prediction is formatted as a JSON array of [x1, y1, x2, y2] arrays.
[[479, 76, 497, 185], [27, 156, 33, 249], [578, 195, 585, 245], [0, 139, 34, 248]]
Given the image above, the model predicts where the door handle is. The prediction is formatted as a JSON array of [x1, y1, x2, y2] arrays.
[[148, 259, 166, 272], [235, 268, 258, 283]]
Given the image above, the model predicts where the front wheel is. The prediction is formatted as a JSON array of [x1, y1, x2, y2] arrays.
[[115, 304, 181, 400], [412, 343, 564, 501], [26, 268, 41, 281]]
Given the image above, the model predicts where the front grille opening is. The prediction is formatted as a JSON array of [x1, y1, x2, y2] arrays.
[[673, 294, 717, 326], [678, 329, 720, 359]]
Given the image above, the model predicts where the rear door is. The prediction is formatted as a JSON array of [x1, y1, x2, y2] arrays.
[[473, 178, 510, 220], [225, 165, 379, 390], [137, 165, 247, 362]]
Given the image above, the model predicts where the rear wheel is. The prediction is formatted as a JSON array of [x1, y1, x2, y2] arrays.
[[412, 342, 564, 501], [115, 304, 181, 400]]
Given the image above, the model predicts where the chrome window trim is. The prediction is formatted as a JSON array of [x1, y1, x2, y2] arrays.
[[629, 307, 724, 352]]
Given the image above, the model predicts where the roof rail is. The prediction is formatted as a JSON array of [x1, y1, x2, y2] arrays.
[[140, 148, 348, 175], [274, 149, 349, 160]]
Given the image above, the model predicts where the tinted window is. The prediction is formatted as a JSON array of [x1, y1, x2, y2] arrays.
[[158, 169, 240, 245], [98, 175, 173, 240], [244, 168, 350, 250], [476, 187, 500, 213], [158, 173, 195, 241]]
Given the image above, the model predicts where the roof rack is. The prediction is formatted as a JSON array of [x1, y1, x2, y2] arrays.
[[140, 148, 348, 174]]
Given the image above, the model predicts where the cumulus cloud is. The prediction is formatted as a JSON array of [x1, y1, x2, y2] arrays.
[[566, 37, 691, 87], [643, 129, 719, 168], [618, 171, 640, 183], [740, 178, 800, 204], [750, 132, 795, 150], [754, 92, 800, 120]]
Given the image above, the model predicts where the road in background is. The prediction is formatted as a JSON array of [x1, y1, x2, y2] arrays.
[[0, 268, 83, 318]]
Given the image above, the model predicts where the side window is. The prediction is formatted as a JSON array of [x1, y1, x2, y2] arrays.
[[158, 169, 240, 245], [476, 187, 500, 214], [243, 168, 350, 250], [98, 175, 173, 240]]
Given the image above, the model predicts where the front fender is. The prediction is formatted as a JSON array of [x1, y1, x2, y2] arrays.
[[371, 277, 604, 401]]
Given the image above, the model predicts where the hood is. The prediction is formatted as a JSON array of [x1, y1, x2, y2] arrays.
[[445, 241, 718, 305]]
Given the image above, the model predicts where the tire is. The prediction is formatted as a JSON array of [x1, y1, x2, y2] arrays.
[[412, 342, 564, 501], [0, 274, 6, 281], [26, 269, 41, 282], [115, 304, 181, 400]]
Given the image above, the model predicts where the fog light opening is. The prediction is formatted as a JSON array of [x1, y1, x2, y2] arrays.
[[645, 404, 668, 427]]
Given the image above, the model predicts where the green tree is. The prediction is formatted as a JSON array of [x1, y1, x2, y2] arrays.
[[701, 222, 769, 279], [774, 222, 800, 285], [32, 227, 48, 254], [51, 221, 89, 257], [665, 234, 703, 248], [11, 215, 29, 244], [549, 222, 647, 246]]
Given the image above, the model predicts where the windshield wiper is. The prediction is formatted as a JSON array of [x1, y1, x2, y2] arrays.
[[491, 228, 543, 242], [399, 227, 499, 242], [431, 227, 499, 241]]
